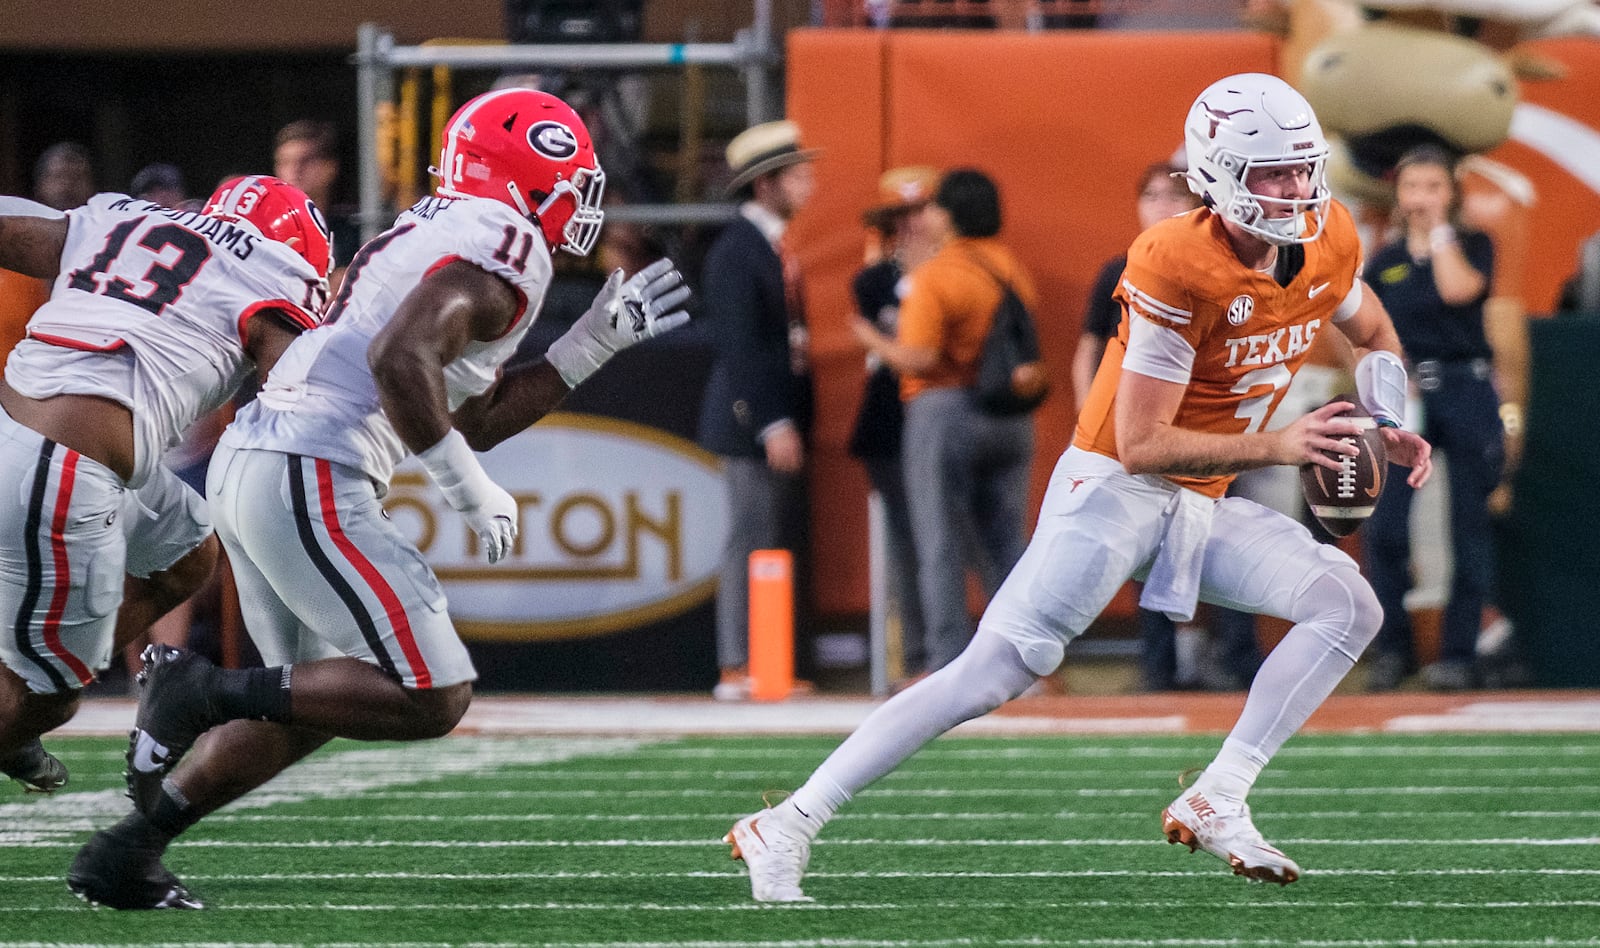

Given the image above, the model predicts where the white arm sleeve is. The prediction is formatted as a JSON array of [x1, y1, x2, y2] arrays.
[[0, 196, 66, 219], [1332, 279, 1363, 322], [1356, 350, 1408, 427], [1122, 315, 1196, 385]]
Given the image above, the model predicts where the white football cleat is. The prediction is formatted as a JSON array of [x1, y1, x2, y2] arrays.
[[724, 804, 814, 902], [1162, 787, 1301, 885]]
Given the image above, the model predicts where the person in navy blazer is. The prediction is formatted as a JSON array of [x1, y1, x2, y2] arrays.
[[697, 120, 817, 700]]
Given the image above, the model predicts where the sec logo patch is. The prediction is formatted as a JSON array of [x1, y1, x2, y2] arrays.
[[1226, 294, 1254, 326]]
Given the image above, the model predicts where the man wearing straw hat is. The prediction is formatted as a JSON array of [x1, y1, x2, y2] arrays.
[[696, 120, 817, 701]]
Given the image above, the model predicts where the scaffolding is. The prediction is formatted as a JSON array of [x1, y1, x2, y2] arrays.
[[351, 2, 779, 242]]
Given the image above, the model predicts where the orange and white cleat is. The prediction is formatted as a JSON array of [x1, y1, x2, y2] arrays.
[[1162, 787, 1301, 885], [724, 803, 813, 902]]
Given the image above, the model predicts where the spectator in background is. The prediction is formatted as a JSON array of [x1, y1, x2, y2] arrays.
[[847, 166, 944, 684], [130, 163, 198, 211], [1555, 228, 1600, 315], [851, 168, 1035, 676], [1362, 145, 1503, 692], [697, 121, 817, 701], [274, 120, 362, 276], [1075, 160, 1261, 691], [32, 142, 95, 211]]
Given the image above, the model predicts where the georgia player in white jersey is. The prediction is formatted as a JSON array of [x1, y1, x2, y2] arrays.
[[0, 176, 330, 802], [67, 88, 690, 911]]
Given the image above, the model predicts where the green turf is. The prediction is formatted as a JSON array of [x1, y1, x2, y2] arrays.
[[3, 733, 1598, 946]]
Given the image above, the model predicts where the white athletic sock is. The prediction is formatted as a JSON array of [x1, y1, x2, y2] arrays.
[[786, 777, 847, 834], [1197, 738, 1267, 803], [795, 628, 1039, 829]]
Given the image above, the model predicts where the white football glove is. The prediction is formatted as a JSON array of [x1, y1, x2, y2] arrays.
[[416, 430, 517, 564], [544, 258, 692, 387]]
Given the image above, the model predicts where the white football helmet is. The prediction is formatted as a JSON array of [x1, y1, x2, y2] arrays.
[[1184, 73, 1330, 246]]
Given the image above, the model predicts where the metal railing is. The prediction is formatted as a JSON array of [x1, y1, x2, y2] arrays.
[[351, 3, 778, 242]]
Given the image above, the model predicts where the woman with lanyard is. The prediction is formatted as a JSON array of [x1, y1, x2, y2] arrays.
[[1362, 144, 1503, 692]]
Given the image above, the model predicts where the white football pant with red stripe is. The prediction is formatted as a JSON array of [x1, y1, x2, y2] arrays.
[[206, 439, 476, 690]]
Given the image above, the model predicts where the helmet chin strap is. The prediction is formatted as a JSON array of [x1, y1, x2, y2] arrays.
[[506, 181, 533, 218]]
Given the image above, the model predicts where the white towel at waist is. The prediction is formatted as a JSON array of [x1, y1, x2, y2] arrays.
[[1138, 486, 1215, 622]]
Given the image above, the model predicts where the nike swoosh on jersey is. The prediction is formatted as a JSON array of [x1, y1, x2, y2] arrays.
[[1308, 282, 1332, 298]]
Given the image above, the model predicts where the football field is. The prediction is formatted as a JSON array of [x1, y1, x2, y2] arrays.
[[4, 727, 1599, 946]]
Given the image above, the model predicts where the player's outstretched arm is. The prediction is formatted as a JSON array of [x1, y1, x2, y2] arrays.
[[544, 258, 691, 388], [370, 260, 520, 452], [371, 260, 524, 564], [0, 201, 69, 279], [454, 259, 693, 450], [450, 359, 571, 452]]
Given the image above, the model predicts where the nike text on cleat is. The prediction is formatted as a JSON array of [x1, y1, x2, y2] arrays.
[[126, 645, 218, 816], [67, 819, 203, 911], [724, 808, 814, 902], [1162, 788, 1301, 885], [0, 739, 68, 794]]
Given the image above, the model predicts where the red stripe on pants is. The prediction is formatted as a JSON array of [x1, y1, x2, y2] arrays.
[[43, 451, 94, 685], [314, 458, 433, 688]]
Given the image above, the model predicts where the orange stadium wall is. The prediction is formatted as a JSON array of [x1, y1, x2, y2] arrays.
[[1481, 38, 1600, 315], [787, 28, 1600, 621], [787, 29, 1278, 616]]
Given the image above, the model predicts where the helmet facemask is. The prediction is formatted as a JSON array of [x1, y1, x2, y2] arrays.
[[537, 164, 606, 257], [1193, 145, 1330, 247]]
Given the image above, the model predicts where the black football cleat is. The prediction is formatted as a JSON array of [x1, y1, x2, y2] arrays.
[[1, 738, 68, 794], [67, 815, 202, 910], [126, 645, 219, 815]]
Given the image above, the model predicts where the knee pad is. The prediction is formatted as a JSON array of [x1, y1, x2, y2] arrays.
[[1295, 554, 1383, 659]]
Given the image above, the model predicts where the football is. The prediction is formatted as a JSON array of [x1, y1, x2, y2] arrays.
[[1299, 395, 1389, 537]]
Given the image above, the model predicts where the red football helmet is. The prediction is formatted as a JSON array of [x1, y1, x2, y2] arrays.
[[433, 88, 606, 256], [204, 175, 334, 284]]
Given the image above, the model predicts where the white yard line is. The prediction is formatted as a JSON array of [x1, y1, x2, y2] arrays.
[[4, 940, 1600, 948], [413, 766, 1600, 780], [0, 737, 648, 846], [644, 744, 1600, 759], [228, 784, 1594, 801], [57, 696, 1600, 738], [5, 898, 1600, 912], [7, 836, 1598, 849], [5, 867, 1600, 884]]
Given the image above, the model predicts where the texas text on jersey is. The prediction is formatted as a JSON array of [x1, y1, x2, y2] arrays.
[[1073, 198, 1365, 498]]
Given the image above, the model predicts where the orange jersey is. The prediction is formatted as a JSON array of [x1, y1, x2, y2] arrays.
[[1073, 201, 1362, 498], [0, 269, 47, 358]]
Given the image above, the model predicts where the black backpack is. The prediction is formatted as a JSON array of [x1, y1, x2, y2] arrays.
[[967, 254, 1048, 416]]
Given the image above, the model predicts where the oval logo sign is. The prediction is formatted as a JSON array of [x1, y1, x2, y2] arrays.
[[386, 413, 726, 641]]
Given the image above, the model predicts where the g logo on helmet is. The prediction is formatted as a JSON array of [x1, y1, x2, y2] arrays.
[[1226, 294, 1255, 326], [527, 121, 579, 160]]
